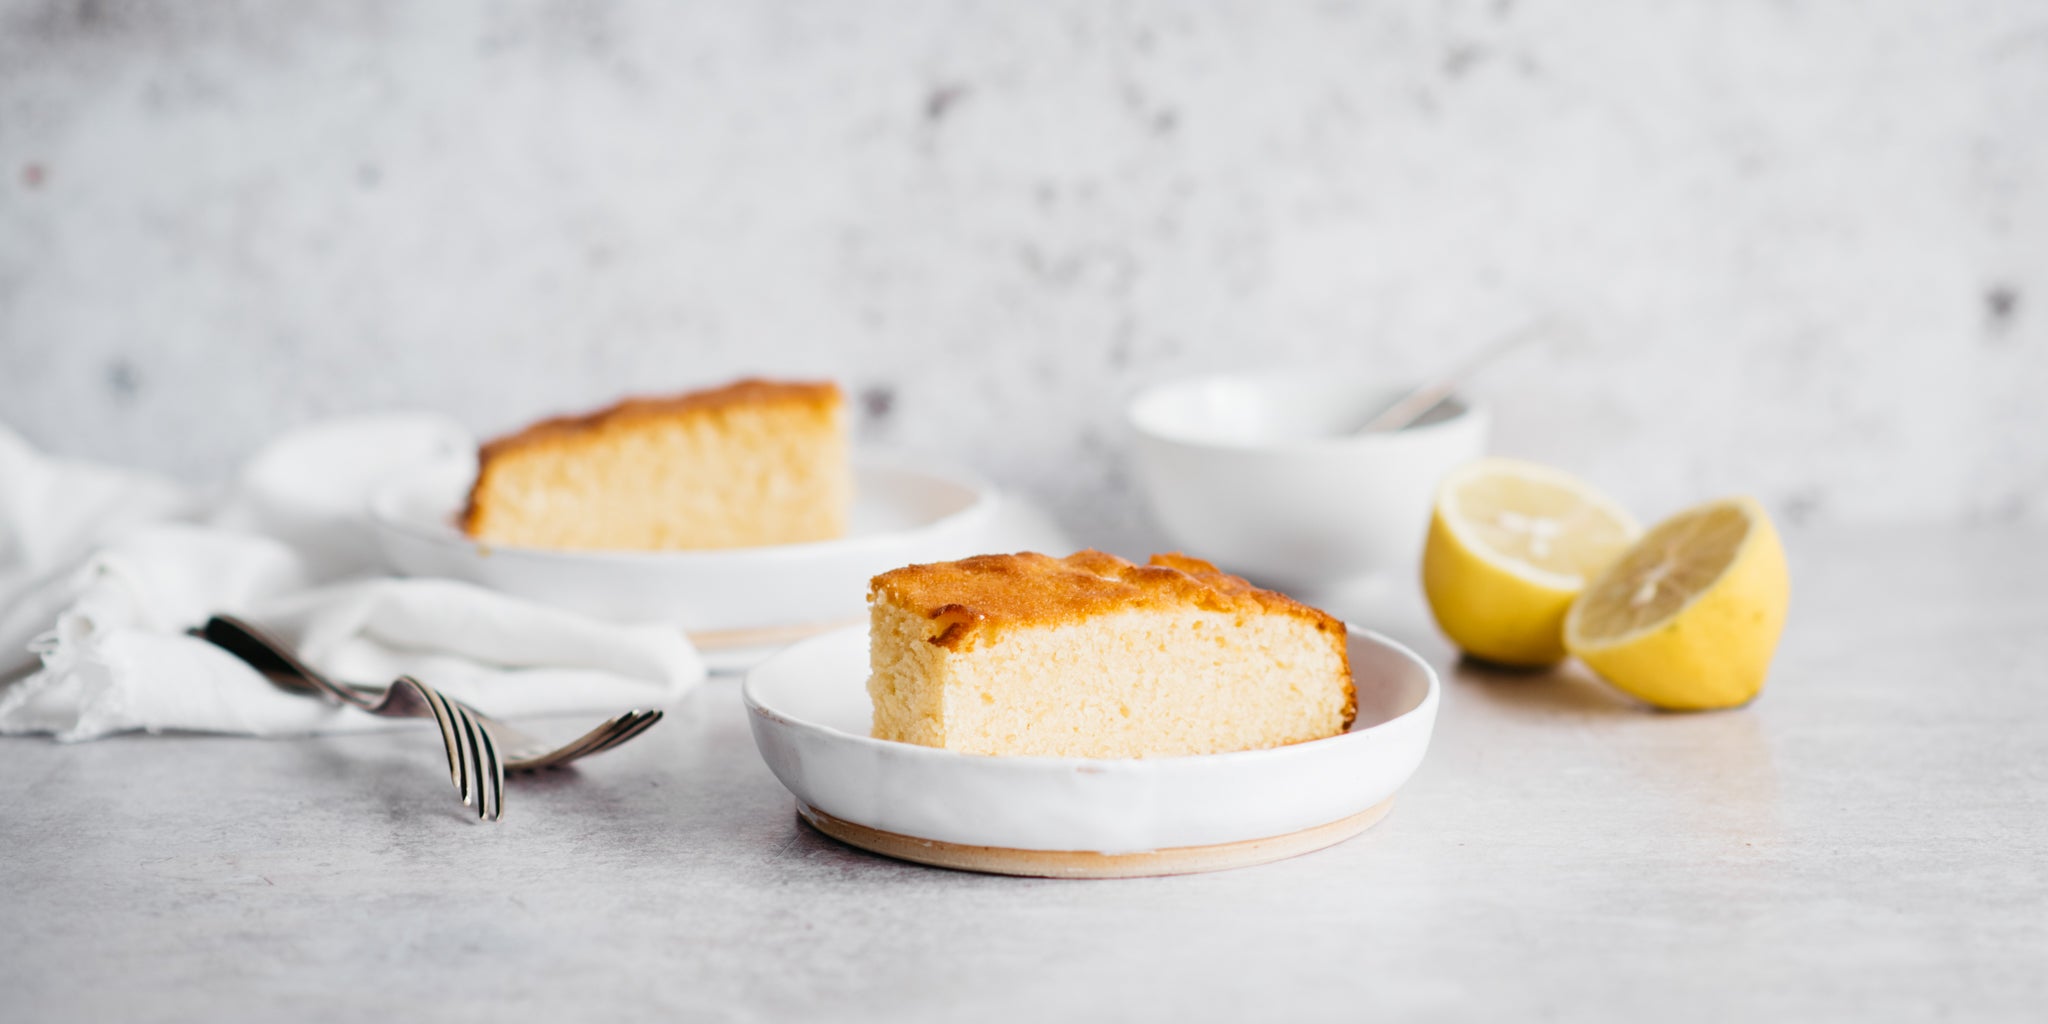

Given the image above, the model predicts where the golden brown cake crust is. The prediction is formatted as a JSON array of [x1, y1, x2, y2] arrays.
[[870, 550, 1349, 653], [460, 378, 841, 535]]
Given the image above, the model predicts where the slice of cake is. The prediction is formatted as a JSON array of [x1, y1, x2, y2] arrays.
[[462, 379, 848, 551], [867, 550, 1355, 758]]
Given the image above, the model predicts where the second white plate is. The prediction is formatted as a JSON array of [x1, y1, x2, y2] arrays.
[[370, 456, 999, 643]]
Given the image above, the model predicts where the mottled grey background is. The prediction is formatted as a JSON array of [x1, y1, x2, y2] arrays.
[[2, 0, 2043, 550]]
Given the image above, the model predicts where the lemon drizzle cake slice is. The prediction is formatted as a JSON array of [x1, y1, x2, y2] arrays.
[[867, 550, 1355, 758], [461, 379, 847, 551]]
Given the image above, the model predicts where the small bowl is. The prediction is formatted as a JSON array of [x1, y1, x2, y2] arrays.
[[1128, 370, 1489, 590]]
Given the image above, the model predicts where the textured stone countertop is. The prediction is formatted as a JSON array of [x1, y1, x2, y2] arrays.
[[3, 525, 2043, 1023]]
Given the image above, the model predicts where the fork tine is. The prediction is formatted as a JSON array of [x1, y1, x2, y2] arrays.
[[449, 701, 480, 814], [413, 681, 464, 789], [421, 684, 477, 807], [508, 715, 630, 772], [578, 710, 663, 759], [451, 707, 478, 808], [467, 705, 504, 822], [562, 711, 656, 759], [456, 706, 490, 817], [514, 710, 662, 772]]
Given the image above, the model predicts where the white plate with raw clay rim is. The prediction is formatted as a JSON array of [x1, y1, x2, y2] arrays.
[[743, 624, 1441, 878], [369, 454, 1001, 670]]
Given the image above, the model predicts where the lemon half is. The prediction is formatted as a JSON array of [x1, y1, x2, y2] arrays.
[[1422, 459, 1640, 667], [1564, 496, 1789, 710]]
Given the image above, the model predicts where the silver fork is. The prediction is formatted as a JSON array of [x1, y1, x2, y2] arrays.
[[198, 615, 664, 820]]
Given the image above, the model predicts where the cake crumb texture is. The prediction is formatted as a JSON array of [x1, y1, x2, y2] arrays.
[[462, 379, 847, 551]]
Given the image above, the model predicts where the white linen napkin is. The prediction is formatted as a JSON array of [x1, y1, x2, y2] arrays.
[[0, 417, 706, 741]]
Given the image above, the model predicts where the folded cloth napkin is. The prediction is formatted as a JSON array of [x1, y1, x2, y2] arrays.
[[0, 417, 705, 741]]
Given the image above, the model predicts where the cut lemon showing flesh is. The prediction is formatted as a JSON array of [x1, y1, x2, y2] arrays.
[[1564, 497, 1789, 710], [1422, 458, 1641, 667]]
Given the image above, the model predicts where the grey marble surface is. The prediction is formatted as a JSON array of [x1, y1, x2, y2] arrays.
[[3, 524, 2044, 1023]]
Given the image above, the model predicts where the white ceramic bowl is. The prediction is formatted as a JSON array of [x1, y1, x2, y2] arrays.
[[743, 624, 1440, 854], [1128, 371, 1489, 589], [370, 455, 998, 640]]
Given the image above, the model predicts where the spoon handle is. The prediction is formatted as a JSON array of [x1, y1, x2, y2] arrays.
[[1358, 319, 1562, 433]]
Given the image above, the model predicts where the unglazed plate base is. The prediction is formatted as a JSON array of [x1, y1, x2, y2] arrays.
[[798, 799, 1395, 878]]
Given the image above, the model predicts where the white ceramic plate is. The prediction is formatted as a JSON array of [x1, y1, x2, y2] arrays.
[[369, 456, 999, 649], [743, 624, 1440, 855]]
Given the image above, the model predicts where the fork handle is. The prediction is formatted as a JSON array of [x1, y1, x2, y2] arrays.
[[200, 616, 376, 710]]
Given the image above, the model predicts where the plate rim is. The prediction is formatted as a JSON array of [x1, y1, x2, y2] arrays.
[[741, 622, 1442, 773], [368, 451, 1001, 567]]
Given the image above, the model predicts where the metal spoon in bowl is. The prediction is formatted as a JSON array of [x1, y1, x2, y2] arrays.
[[1356, 319, 1569, 433]]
